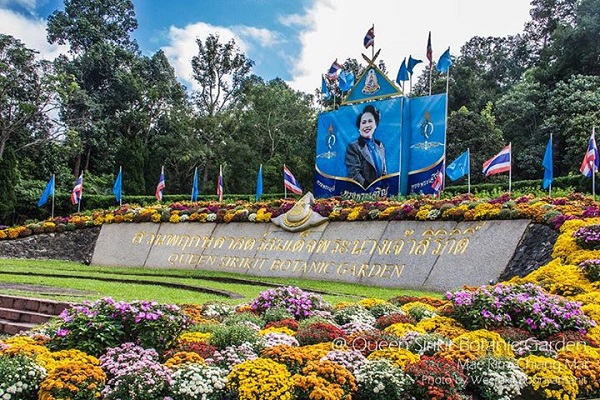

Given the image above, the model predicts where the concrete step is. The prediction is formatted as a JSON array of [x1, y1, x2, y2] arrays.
[[0, 319, 37, 336], [0, 295, 72, 335]]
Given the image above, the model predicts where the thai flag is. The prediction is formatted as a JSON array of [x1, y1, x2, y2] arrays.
[[70, 174, 83, 205], [363, 27, 374, 48], [326, 59, 343, 81], [283, 165, 302, 195], [155, 167, 165, 201], [431, 162, 444, 193], [482, 145, 511, 177], [217, 165, 224, 202], [426, 31, 433, 65], [580, 129, 599, 177]]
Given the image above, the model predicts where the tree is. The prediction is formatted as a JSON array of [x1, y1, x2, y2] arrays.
[[446, 103, 506, 185], [495, 70, 547, 180], [542, 75, 600, 175], [46, 0, 138, 54], [190, 34, 254, 188], [226, 77, 316, 194], [0, 34, 60, 160]]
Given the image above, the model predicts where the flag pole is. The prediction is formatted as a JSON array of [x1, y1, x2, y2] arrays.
[[283, 164, 288, 198], [371, 23, 375, 59], [118, 166, 122, 206], [594, 126, 597, 200], [191, 166, 197, 201], [509, 143, 512, 194], [77, 171, 83, 213], [51, 173, 55, 219], [467, 148, 471, 194], [548, 133, 552, 197]]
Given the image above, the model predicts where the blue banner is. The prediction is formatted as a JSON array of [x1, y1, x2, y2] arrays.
[[314, 97, 403, 199], [406, 93, 447, 195], [314, 93, 446, 197]]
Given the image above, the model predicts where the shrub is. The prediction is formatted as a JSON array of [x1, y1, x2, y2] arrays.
[[0, 354, 47, 399], [292, 360, 357, 400], [405, 356, 468, 400], [209, 324, 263, 352], [464, 356, 528, 400], [296, 322, 347, 346], [49, 298, 189, 356], [354, 358, 414, 400], [171, 363, 228, 400], [250, 286, 330, 319], [375, 312, 416, 329], [579, 259, 600, 281], [226, 358, 293, 400]]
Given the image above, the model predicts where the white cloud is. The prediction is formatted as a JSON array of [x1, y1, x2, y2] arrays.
[[161, 22, 280, 91], [237, 26, 279, 47], [161, 22, 248, 91], [286, 0, 532, 94], [0, 0, 37, 14], [0, 8, 68, 59]]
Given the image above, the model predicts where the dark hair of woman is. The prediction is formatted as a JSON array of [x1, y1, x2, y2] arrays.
[[355, 104, 380, 128]]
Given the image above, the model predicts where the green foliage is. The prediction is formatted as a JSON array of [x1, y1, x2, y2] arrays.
[[47, 298, 190, 356], [208, 323, 263, 351]]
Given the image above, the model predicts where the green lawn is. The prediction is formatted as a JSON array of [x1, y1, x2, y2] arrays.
[[0, 259, 442, 305]]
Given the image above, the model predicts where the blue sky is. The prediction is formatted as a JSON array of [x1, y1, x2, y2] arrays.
[[1, 0, 532, 94]]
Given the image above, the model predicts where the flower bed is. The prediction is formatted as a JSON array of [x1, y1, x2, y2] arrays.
[[2, 193, 600, 399], [2, 192, 599, 240]]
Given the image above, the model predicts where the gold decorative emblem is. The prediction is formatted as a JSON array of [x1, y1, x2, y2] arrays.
[[362, 69, 380, 95], [271, 192, 328, 232]]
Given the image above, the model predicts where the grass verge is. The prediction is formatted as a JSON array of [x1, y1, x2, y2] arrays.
[[0, 258, 442, 305]]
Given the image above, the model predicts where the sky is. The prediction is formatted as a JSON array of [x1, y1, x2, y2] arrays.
[[0, 0, 533, 95]]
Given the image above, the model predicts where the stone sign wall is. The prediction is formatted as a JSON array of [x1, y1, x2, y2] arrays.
[[91, 220, 531, 292]]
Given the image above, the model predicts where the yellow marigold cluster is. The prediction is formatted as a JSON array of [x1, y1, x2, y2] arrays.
[[416, 315, 464, 333], [582, 303, 600, 324], [37, 349, 100, 373], [38, 361, 106, 400], [518, 355, 578, 400], [346, 207, 363, 221], [0, 336, 50, 358], [438, 330, 514, 362], [169, 213, 181, 223], [357, 298, 387, 309], [552, 218, 600, 263], [177, 331, 211, 344], [415, 205, 432, 221], [384, 323, 426, 337], [400, 301, 436, 314], [464, 203, 501, 220], [260, 326, 296, 336], [367, 348, 420, 368], [164, 351, 205, 369], [261, 344, 329, 374], [227, 358, 293, 400], [151, 213, 161, 222], [510, 259, 594, 297], [378, 206, 400, 219], [292, 360, 357, 400], [256, 208, 272, 222]]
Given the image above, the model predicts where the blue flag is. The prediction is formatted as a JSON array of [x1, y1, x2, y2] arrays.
[[113, 168, 122, 203], [407, 56, 422, 75], [437, 47, 453, 73], [255, 164, 263, 202], [38, 175, 55, 207], [542, 137, 553, 189], [321, 75, 331, 99], [446, 150, 470, 181], [339, 70, 354, 92], [395, 58, 409, 84], [191, 167, 199, 201]]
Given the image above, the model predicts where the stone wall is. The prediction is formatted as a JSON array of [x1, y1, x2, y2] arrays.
[[0, 223, 558, 288], [0, 227, 100, 264]]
